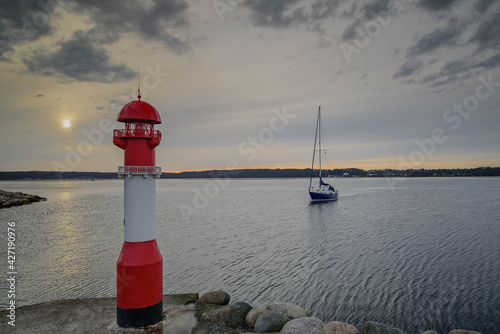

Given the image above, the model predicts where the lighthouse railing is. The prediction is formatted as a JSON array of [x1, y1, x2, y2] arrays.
[[114, 129, 161, 139], [117, 166, 162, 178]]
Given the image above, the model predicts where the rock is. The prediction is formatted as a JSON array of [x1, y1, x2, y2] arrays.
[[196, 290, 230, 305], [211, 301, 252, 328], [280, 316, 323, 334], [265, 302, 310, 320], [421, 331, 439, 334], [361, 321, 408, 334], [196, 303, 225, 322], [246, 306, 269, 329], [254, 311, 289, 333], [449, 330, 481, 334], [324, 321, 360, 334], [0, 189, 47, 209]]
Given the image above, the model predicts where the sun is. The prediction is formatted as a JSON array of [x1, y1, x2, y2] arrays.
[[62, 120, 71, 128]]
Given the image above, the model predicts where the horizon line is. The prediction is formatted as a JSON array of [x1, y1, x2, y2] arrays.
[[2, 165, 500, 174]]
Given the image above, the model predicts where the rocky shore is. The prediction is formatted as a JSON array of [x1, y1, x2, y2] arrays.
[[0, 189, 46, 209], [0, 291, 482, 334], [193, 291, 481, 334]]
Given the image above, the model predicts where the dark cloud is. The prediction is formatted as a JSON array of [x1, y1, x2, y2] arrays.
[[468, 15, 500, 51], [12, 0, 191, 82], [413, 57, 497, 87], [241, 0, 307, 28], [439, 59, 470, 77], [474, 0, 496, 14], [395, 3, 500, 86], [418, 0, 460, 11], [362, 0, 394, 20], [310, 0, 344, 20], [66, 0, 191, 54], [0, 0, 59, 60], [474, 53, 500, 69], [240, 0, 346, 30], [406, 21, 462, 58], [393, 59, 423, 78], [341, 0, 401, 42], [23, 31, 135, 83]]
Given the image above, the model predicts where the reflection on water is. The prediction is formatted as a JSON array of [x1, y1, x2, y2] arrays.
[[0, 178, 499, 333]]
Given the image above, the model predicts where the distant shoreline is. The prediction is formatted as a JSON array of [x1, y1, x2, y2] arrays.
[[1, 166, 500, 180]]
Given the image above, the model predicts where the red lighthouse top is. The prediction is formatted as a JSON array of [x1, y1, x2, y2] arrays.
[[113, 94, 162, 169], [117, 98, 162, 124]]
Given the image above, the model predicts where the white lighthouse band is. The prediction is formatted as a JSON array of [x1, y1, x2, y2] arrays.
[[118, 166, 162, 243]]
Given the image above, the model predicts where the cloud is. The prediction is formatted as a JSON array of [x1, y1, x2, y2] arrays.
[[66, 0, 192, 54], [15, 0, 192, 82], [474, 0, 496, 14], [240, 0, 308, 28], [341, 0, 400, 42], [394, 3, 500, 86], [393, 59, 423, 78], [310, 0, 344, 20], [240, 0, 346, 31], [0, 0, 59, 60], [418, 0, 460, 11], [468, 15, 500, 52], [474, 53, 500, 69], [406, 21, 462, 58], [439, 59, 470, 77], [23, 31, 135, 83]]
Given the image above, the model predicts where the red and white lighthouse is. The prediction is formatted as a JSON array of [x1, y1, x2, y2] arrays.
[[113, 92, 163, 328]]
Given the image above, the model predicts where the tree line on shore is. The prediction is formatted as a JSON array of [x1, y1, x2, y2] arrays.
[[0, 166, 499, 180]]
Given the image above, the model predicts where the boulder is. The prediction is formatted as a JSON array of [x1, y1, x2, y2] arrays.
[[196, 290, 230, 305], [361, 321, 407, 334], [0, 189, 47, 209], [280, 316, 323, 334], [211, 301, 252, 328], [265, 302, 310, 320], [324, 321, 360, 334], [246, 306, 269, 329], [421, 331, 439, 334], [449, 330, 481, 334], [254, 311, 289, 333]]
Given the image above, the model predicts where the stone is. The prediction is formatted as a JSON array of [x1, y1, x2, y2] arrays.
[[0, 189, 47, 209], [280, 316, 323, 334], [211, 301, 252, 328], [254, 311, 289, 333], [421, 331, 439, 334], [449, 330, 481, 334], [361, 321, 408, 334], [265, 302, 310, 320], [324, 321, 360, 334], [196, 290, 230, 305], [246, 306, 269, 329]]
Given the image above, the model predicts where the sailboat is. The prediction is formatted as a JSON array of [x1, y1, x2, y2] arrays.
[[309, 106, 338, 202]]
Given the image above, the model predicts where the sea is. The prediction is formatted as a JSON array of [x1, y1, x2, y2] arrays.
[[0, 177, 499, 333]]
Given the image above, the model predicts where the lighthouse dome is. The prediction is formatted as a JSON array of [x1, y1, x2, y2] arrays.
[[117, 99, 161, 124]]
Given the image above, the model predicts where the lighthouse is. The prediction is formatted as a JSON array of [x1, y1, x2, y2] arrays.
[[113, 92, 163, 328]]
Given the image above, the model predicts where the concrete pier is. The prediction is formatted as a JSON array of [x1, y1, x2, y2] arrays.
[[0, 294, 239, 334]]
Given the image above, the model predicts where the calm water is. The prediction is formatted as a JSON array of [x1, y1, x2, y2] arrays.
[[0, 178, 499, 333]]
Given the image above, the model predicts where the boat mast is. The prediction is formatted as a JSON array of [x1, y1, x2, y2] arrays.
[[309, 106, 320, 188], [318, 106, 322, 181]]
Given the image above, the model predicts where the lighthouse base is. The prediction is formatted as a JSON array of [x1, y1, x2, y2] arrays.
[[117, 300, 163, 328], [117, 240, 163, 328]]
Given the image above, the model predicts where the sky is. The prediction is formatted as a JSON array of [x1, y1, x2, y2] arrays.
[[0, 0, 499, 172]]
